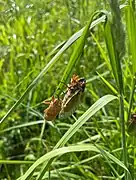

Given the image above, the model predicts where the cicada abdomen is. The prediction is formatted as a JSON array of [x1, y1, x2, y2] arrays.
[[44, 96, 62, 121], [59, 75, 86, 119]]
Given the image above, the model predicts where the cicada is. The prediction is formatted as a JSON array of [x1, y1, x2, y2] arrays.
[[44, 96, 62, 121], [59, 75, 86, 119]]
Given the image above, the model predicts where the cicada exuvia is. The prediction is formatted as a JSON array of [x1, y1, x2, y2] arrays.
[[59, 75, 86, 119], [44, 96, 62, 121]]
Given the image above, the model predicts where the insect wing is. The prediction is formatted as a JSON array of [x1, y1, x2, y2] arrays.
[[59, 76, 86, 119], [59, 90, 82, 119]]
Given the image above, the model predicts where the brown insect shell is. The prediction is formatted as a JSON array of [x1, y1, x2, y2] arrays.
[[44, 96, 62, 121]]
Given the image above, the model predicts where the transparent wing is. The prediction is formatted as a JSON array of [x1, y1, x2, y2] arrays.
[[59, 91, 82, 119]]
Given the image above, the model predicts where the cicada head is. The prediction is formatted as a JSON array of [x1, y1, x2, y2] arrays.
[[68, 76, 86, 95], [44, 96, 62, 121]]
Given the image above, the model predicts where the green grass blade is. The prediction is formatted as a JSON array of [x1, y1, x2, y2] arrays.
[[127, 76, 136, 121], [104, 20, 119, 88], [36, 94, 117, 180], [18, 143, 131, 180], [0, 160, 33, 164], [105, 1, 127, 178], [18, 144, 99, 180], [125, 4, 136, 125], [95, 146, 132, 180], [0, 120, 43, 134], [0, 14, 106, 125], [97, 72, 129, 107], [56, 12, 103, 96], [91, 32, 111, 70], [97, 72, 118, 95], [104, 3, 125, 92], [104, 152, 132, 180], [126, 5, 136, 74], [55, 95, 117, 148]]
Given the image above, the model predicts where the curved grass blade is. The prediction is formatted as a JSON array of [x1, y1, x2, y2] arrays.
[[36, 94, 117, 180], [18, 144, 99, 180], [0, 160, 33, 165], [0, 15, 106, 125], [91, 32, 111, 70], [126, 5, 136, 74], [0, 120, 43, 134], [56, 12, 105, 96], [97, 72, 129, 107], [18, 143, 131, 180], [105, 2, 127, 178], [55, 95, 117, 148]]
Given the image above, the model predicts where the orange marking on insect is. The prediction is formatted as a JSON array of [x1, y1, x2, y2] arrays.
[[70, 74, 80, 84], [43, 96, 62, 121], [68, 75, 85, 92]]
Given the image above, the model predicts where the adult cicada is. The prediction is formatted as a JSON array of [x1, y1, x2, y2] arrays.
[[44, 96, 62, 121], [59, 75, 86, 119]]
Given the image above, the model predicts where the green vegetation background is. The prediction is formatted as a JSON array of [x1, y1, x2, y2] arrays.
[[0, 0, 136, 180]]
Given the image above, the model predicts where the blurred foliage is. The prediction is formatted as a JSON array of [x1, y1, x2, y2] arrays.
[[0, 0, 134, 179]]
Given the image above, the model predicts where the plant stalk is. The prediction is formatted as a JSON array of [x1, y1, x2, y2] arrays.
[[119, 93, 128, 179]]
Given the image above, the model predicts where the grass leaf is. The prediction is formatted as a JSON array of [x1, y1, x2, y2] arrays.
[[36, 94, 117, 180], [18, 142, 131, 180], [0, 14, 105, 124]]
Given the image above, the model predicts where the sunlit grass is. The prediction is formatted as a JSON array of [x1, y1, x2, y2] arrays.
[[0, 0, 136, 180]]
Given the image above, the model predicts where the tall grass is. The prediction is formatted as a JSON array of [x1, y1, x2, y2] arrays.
[[0, 0, 136, 180], [104, 1, 127, 178]]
